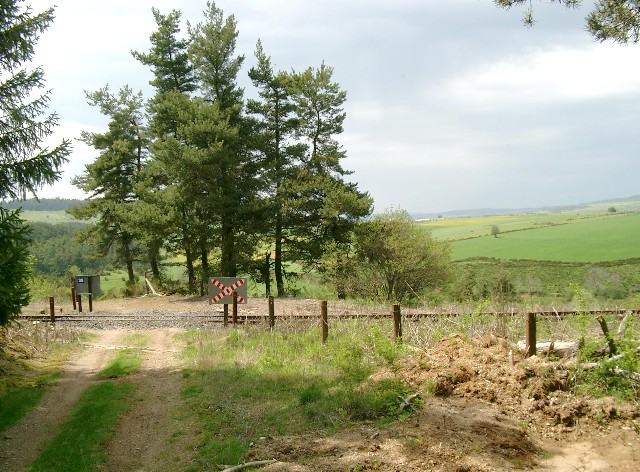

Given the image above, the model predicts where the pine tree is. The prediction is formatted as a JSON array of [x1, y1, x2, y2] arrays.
[[0, 1, 71, 324], [132, 8, 198, 287], [248, 53, 372, 296], [495, 0, 640, 44], [247, 41, 302, 296], [185, 1, 260, 280], [70, 86, 147, 286], [287, 64, 372, 278]]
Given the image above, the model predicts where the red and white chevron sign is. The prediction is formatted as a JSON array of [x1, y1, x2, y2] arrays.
[[208, 277, 247, 304]]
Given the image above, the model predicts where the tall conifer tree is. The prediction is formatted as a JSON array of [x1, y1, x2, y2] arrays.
[[185, 1, 259, 279], [70, 86, 147, 286], [132, 8, 199, 287], [247, 41, 301, 296], [0, 1, 70, 324]]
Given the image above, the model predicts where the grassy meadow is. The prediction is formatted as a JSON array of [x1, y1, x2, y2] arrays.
[[418, 199, 640, 304], [448, 212, 640, 262], [20, 210, 78, 224]]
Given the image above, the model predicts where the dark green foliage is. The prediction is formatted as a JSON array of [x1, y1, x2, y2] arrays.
[[131, 8, 196, 96], [28, 222, 109, 276], [73, 3, 372, 294], [0, 2, 71, 201], [248, 44, 372, 296], [70, 86, 147, 286], [0, 1, 70, 324], [495, 0, 640, 44], [0, 208, 32, 324], [587, 0, 640, 43], [133, 8, 200, 289]]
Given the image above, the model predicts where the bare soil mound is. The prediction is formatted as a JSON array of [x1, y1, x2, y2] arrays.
[[248, 332, 640, 471]]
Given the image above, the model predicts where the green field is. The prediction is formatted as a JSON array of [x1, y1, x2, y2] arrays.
[[20, 210, 80, 224], [448, 212, 640, 262]]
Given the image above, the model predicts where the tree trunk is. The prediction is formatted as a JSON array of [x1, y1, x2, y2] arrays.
[[149, 245, 161, 281], [185, 247, 196, 293], [516, 340, 579, 358], [263, 252, 271, 297], [122, 239, 135, 286], [200, 238, 209, 296], [220, 220, 236, 277], [275, 211, 285, 296]]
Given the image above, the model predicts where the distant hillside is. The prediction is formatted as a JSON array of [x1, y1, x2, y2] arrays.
[[1, 197, 85, 211], [412, 195, 640, 220]]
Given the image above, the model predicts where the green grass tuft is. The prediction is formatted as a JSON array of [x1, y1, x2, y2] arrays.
[[0, 386, 47, 434], [96, 349, 143, 379]]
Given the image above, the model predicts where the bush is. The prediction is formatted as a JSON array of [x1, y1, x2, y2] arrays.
[[342, 209, 452, 303]]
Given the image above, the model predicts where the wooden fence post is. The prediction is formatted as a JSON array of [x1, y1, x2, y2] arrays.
[[232, 291, 238, 326], [268, 296, 275, 330], [393, 304, 402, 341], [88, 276, 93, 313], [49, 297, 55, 323], [77, 295, 83, 313], [526, 313, 536, 357], [321, 300, 328, 343]]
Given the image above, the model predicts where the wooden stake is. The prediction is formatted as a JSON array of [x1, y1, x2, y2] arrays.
[[321, 300, 328, 343], [268, 296, 275, 330], [77, 295, 83, 313], [596, 315, 617, 356], [232, 291, 238, 326], [526, 313, 536, 357], [223, 304, 228, 327], [393, 304, 402, 341], [49, 297, 55, 323]]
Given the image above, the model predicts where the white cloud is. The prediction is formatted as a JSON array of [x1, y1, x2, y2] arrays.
[[446, 43, 640, 107]]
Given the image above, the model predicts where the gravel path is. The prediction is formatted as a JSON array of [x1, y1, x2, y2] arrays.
[[54, 310, 227, 330]]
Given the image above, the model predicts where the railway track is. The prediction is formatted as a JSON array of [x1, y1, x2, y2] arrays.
[[19, 308, 640, 324]]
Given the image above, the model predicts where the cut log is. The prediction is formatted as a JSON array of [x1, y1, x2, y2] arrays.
[[517, 340, 579, 358], [221, 459, 277, 472], [144, 277, 163, 296], [399, 392, 421, 411], [617, 313, 631, 338]]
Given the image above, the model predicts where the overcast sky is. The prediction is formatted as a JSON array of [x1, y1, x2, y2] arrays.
[[28, 0, 640, 214]]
